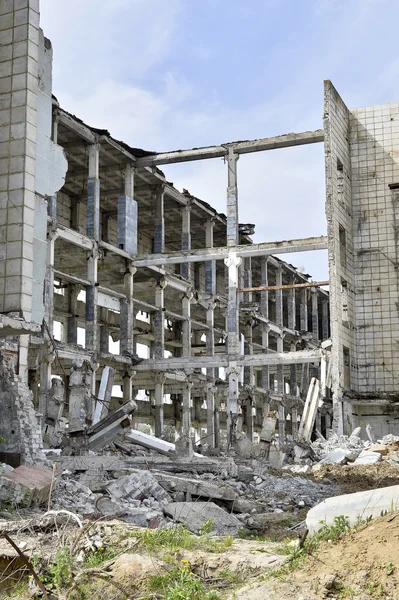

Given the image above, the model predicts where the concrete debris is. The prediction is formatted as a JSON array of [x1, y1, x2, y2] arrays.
[[0, 466, 55, 508], [155, 472, 236, 502], [163, 501, 242, 535], [306, 485, 399, 534], [106, 470, 172, 503], [318, 449, 354, 465], [246, 512, 292, 532], [353, 450, 382, 465]]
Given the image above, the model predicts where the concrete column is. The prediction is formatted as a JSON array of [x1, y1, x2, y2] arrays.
[[226, 148, 239, 247], [225, 252, 242, 447], [300, 289, 308, 331], [316, 411, 322, 434], [153, 278, 166, 359], [214, 395, 221, 449], [43, 229, 57, 333], [48, 113, 59, 220], [39, 347, 54, 420], [117, 163, 138, 255], [275, 267, 283, 326], [205, 219, 216, 295], [181, 204, 191, 280], [85, 248, 98, 352], [312, 289, 319, 341], [154, 373, 165, 437], [120, 263, 136, 355], [260, 258, 269, 392], [291, 407, 298, 437], [277, 333, 284, 395], [67, 284, 79, 344], [182, 292, 192, 357], [87, 144, 100, 240], [322, 298, 329, 340], [153, 184, 165, 254], [290, 342, 297, 396], [278, 404, 286, 444], [100, 309, 109, 353], [182, 380, 193, 439], [122, 367, 134, 404], [246, 395, 254, 442], [244, 316, 255, 388], [206, 300, 216, 446], [287, 277, 296, 330]]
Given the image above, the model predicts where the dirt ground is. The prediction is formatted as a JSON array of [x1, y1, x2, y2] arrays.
[[231, 513, 399, 600], [313, 461, 399, 495]]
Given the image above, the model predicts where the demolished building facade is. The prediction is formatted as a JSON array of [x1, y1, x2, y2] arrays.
[[0, 1, 397, 464]]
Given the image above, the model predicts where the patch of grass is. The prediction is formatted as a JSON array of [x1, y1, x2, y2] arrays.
[[83, 546, 119, 568], [149, 561, 222, 600], [132, 523, 233, 555], [337, 585, 356, 599]]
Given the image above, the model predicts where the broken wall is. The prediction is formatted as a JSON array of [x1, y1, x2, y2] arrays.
[[350, 103, 399, 393], [324, 80, 356, 433]]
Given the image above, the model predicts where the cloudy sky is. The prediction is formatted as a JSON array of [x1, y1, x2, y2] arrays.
[[40, 0, 399, 279]]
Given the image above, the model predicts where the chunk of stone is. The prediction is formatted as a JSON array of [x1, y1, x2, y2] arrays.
[[0, 466, 55, 507], [155, 472, 236, 501], [246, 512, 292, 531], [231, 498, 268, 514], [163, 502, 242, 535], [107, 470, 172, 503], [319, 449, 352, 465], [306, 485, 399, 534], [369, 444, 388, 456], [353, 450, 382, 465]]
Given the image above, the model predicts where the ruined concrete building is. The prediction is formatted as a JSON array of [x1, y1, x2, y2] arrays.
[[0, 1, 397, 463]]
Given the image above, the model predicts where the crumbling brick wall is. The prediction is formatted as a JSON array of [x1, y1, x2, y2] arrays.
[[0, 356, 43, 465]]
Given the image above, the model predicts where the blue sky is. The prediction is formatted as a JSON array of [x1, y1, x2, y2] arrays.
[[40, 0, 399, 279]]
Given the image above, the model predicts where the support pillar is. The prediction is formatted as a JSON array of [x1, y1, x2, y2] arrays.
[[260, 257, 269, 393], [206, 300, 216, 446], [278, 404, 286, 444], [205, 219, 216, 295], [67, 284, 79, 345], [322, 298, 329, 340], [181, 204, 191, 280], [182, 292, 192, 357], [123, 367, 135, 404], [153, 184, 165, 254], [300, 288, 308, 332], [287, 276, 296, 330], [154, 373, 165, 437], [120, 263, 136, 356], [225, 252, 242, 447], [100, 308, 109, 353], [85, 248, 98, 352], [117, 163, 138, 255], [87, 144, 100, 240], [311, 289, 319, 341], [182, 380, 193, 439], [291, 406, 298, 438], [153, 278, 166, 359], [290, 342, 297, 397]]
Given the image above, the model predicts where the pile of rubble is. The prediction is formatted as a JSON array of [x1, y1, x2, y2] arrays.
[[281, 426, 399, 474]]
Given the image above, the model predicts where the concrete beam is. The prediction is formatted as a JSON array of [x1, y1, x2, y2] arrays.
[[133, 349, 322, 371], [133, 236, 328, 267], [135, 130, 324, 167]]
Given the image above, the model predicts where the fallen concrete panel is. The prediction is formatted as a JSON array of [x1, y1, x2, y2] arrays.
[[319, 449, 353, 465], [107, 470, 172, 503], [163, 501, 242, 535], [125, 429, 204, 458], [155, 472, 236, 501], [88, 414, 133, 449], [306, 485, 399, 534], [246, 512, 292, 532], [353, 450, 382, 465], [0, 466, 55, 507], [54, 456, 221, 474]]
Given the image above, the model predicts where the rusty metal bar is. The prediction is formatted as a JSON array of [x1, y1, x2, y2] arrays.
[[238, 281, 329, 293]]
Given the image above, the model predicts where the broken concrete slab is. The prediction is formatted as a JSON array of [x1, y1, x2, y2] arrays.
[[353, 450, 382, 465], [369, 444, 388, 456], [155, 472, 236, 502], [246, 512, 292, 532], [126, 429, 204, 458], [0, 466, 55, 507], [231, 498, 269, 514], [319, 449, 353, 465], [307, 485, 399, 534], [163, 502, 242, 535], [107, 470, 172, 503]]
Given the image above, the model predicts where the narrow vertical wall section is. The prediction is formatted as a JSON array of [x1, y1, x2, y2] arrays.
[[324, 80, 355, 434]]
